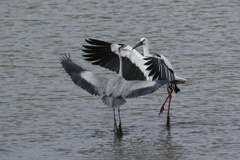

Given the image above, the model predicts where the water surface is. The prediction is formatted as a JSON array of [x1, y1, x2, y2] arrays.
[[1, 0, 240, 159]]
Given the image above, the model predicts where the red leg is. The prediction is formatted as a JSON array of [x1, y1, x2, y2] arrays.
[[159, 88, 173, 116], [159, 94, 170, 116]]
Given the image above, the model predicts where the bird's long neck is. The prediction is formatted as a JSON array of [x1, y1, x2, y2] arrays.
[[118, 50, 123, 76], [143, 44, 151, 56]]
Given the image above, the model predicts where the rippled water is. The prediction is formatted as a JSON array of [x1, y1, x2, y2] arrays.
[[1, 0, 240, 159]]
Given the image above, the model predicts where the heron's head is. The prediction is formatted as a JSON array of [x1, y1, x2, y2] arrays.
[[132, 38, 148, 50], [119, 44, 126, 49], [115, 44, 126, 55], [118, 44, 127, 51], [111, 44, 126, 53]]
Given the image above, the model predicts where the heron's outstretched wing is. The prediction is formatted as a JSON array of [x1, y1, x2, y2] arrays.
[[60, 54, 108, 95], [82, 38, 149, 80], [122, 80, 170, 98]]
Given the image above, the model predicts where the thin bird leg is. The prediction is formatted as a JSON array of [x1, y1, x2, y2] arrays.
[[113, 108, 117, 134], [159, 92, 170, 116], [159, 88, 173, 116], [118, 107, 123, 135], [166, 88, 173, 127]]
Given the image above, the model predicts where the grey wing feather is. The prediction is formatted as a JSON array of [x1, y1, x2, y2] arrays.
[[122, 80, 169, 98], [60, 54, 108, 95]]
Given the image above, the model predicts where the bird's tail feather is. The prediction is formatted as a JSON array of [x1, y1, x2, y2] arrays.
[[173, 84, 180, 93], [102, 96, 126, 108], [168, 81, 181, 93]]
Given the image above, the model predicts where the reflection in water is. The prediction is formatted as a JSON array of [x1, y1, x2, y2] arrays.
[[1, 0, 240, 159], [110, 129, 187, 160]]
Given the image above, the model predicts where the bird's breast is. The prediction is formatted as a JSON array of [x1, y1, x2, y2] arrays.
[[105, 77, 124, 97]]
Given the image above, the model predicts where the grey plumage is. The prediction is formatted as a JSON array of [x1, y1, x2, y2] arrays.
[[61, 44, 171, 136], [60, 54, 169, 108], [82, 38, 187, 94], [80, 38, 188, 129], [102, 96, 126, 108]]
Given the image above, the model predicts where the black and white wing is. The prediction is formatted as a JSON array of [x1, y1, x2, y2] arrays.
[[144, 54, 180, 93], [121, 80, 170, 98], [60, 54, 108, 95], [82, 38, 148, 80]]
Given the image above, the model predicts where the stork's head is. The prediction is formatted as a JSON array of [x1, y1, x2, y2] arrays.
[[132, 38, 148, 50]]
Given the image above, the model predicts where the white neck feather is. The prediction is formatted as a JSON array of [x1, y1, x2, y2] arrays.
[[118, 49, 122, 76], [143, 44, 151, 56], [111, 44, 123, 76]]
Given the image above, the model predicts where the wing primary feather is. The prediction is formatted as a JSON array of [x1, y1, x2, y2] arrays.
[[86, 38, 112, 46], [60, 54, 103, 96]]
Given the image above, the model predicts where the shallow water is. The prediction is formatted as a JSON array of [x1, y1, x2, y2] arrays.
[[1, 0, 240, 159]]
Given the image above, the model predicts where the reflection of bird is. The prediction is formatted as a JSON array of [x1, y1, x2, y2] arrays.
[[82, 38, 186, 127], [60, 44, 169, 136], [132, 38, 187, 127]]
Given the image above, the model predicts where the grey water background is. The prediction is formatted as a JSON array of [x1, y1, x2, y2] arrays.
[[1, 0, 240, 159]]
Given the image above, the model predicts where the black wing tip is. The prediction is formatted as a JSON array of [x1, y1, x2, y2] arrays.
[[84, 38, 111, 46], [86, 38, 106, 42], [82, 45, 89, 48], [144, 57, 152, 60], [85, 38, 93, 43], [85, 38, 96, 41]]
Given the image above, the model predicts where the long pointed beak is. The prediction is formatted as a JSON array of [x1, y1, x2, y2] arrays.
[[119, 44, 126, 49], [132, 41, 143, 50], [118, 44, 127, 53]]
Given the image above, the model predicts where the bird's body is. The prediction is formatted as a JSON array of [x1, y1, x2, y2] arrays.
[[133, 38, 187, 85], [82, 39, 152, 81], [60, 44, 169, 136], [82, 38, 187, 127], [132, 38, 187, 127]]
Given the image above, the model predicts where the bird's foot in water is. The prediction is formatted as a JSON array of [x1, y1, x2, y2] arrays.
[[166, 117, 170, 130], [114, 123, 118, 134], [118, 122, 123, 136], [114, 123, 123, 137]]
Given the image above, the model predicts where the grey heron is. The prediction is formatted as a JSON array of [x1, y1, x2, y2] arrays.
[[60, 44, 170, 136], [81, 38, 186, 127]]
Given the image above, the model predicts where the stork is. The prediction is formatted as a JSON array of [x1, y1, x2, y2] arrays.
[[132, 38, 187, 127]]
